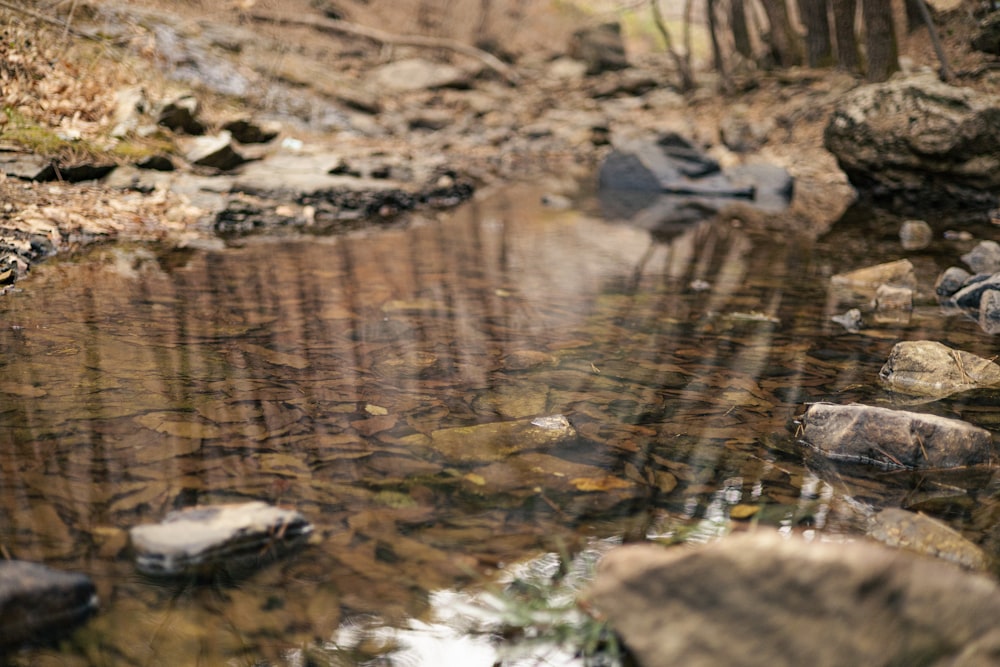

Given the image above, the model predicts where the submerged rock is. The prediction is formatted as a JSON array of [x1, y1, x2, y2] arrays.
[[878, 340, 1000, 396], [797, 402, 995, 468], [423, 414, 578, 463], [824, 73, 1000, 208], [588, 532, 1000, 667], [129, 502, 313, 577], [868, 508, 990, 571], [0, 561, 98, 651]]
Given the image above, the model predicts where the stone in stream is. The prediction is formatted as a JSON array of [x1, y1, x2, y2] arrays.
[[421, 414, 578, 464], [0, 561, 98, 651], [961, 240, 1000, 274], [868, 508, 990, 571], [979, 289, 1000, 334], [129, 502, 313, 577], [797, 403, 995, 469], [934, 266, 972, 298], [587, 531, 1000, 667], [878, 340, 1000, 397], [830, 258, 916, 296], [180, 131, 246, 171]]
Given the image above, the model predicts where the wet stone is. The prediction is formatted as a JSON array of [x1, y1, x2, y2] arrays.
[[872, 283, 912, 324], [0, 560, 98, 651], [868, 508, 990, 571], [181, 131, 246, 171], [935, 266, 971, 298], [426, 414, 577, 463], [831, 259, 916, 297], [979, 289, 1000, 335], [798, 402, 995, 469], [129, 502, 314, 577], [878, 340, 1000, 397]]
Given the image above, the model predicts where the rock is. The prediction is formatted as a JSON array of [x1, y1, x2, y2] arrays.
[[588, 532, 1000, 667], [868, 508, 990, 570], [872, 283, 912, 324], [824, 73, 1000, 208], [181, 131, 246, 170], [156, 94, 205, 135], [935, 266, 971, 297], [797, 402, 995, 468], [719, 105, 775, 153], [972, 11, 1000, 55], [568, 23, 628, 75], [137, 155, 175, 171], [831, 307, 863, 332], [979, 289, 1000, 334], [946, 272, 1000, 310], [961, 240, 1000, 274], [831, 259, 916, 296], [129, 501, 314, 577], [899, 219, 932, 250], [222, 118, 279, 144], [422, 414, 577, 463], [597, 132, 793, 228], [0, 560, 98, 651], [371, 58, 470, 92], [0, 151, 52, 180], [879, 340, 1000, 396], [110, 85, 149, 138]]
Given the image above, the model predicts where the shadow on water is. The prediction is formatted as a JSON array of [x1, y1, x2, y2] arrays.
[[1, 185, 999, 664]]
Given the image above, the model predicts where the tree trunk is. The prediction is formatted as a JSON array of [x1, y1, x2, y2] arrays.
[[904, 0, 924, 32], [862, 0, 899, 81], [798, 0, 835, 66], [706, 0, 732, 91], [760, 0, 804, 67], [831, 0, 861, 73], [730, 0, 753, 59]]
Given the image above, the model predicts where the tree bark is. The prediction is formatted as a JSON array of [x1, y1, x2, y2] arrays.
[[760, 0, 804, 67], [798, 0, 835, 67], [730, 0, 754, 59], [862, 0, 899, 81], [831, 0, 861, 73], [706, 0, 732, 91]]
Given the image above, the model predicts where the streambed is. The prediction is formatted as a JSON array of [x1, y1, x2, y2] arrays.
[[1, 185, 998, 665]]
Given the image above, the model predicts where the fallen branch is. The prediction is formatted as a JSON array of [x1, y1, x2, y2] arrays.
[[248, 11, 520, 85]]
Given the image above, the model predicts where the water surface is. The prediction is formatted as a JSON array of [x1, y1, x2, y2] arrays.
[[1, 186, 998, 665]]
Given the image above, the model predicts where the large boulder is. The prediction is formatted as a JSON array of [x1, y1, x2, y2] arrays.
[[824, 73, 1000, 208], [588, 532, 1000, 667]]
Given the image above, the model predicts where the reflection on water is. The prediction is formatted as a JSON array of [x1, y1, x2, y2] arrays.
[[1, 186, 998, 664]]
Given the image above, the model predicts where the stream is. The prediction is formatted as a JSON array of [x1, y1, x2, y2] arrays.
[[1, 184, 999, 665]]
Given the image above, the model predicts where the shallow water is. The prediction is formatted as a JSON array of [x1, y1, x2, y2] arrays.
[[1, 185, 999, 665]]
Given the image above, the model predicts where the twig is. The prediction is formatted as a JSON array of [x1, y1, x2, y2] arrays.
[[914, 0, 954, 81], [248, 10, 520, 85]]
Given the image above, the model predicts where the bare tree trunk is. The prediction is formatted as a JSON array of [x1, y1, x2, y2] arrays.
[[706, 0, 732, 90], [798, 0, 835, 66], [651, 0, 696, 91], [730, 0, 754, 58], [904, 0, 924, 32], [760, 0, 804, 67], [831, 0, 861, 72], [862, 0, 899, 81]]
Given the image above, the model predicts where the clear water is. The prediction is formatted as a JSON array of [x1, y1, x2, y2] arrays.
[[1, 185, 998, 665]]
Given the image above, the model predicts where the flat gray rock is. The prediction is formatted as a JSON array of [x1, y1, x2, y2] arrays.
[[798, 402, 995, 468], [129, 501, 313, 577], [0, 560, 97, 650], [878, 340, 1000, 397], [589, 532, 1000, 667]]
